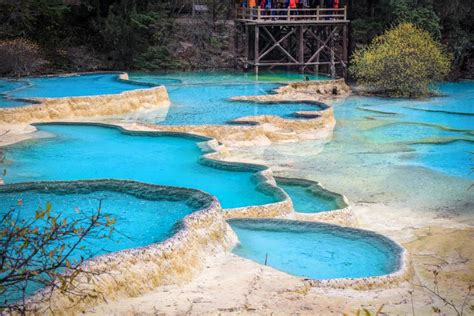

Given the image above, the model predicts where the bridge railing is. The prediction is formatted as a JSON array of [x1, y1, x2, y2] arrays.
[[236, 6, 347, 21]]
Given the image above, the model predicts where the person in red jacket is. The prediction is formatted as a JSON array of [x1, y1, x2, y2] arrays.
[[333, 0, 339, 17]]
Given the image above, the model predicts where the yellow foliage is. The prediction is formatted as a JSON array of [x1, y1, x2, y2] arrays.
[[350, 23, 452, 98]]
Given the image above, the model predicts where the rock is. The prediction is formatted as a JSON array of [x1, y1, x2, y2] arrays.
[[179, 41, 194, 53]]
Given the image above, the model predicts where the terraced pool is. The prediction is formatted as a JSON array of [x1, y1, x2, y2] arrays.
[[0, 180, 213, 303], [229, 219, 403, 279], [1, 72, 324, 125], [0, 73, 150, 108], [2, 72, 471, 296], [159, 83, 321, 125], [0, 79, 30, 108], [0, 124, 278, 209], [129, 70, 329, 85], [336, 83, 474, 180], [276, 178, 346, 213], [128, 72, 326, 125], [10, 73, 150, 99]]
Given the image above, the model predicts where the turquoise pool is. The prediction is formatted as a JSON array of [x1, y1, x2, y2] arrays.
[[333, 82, 474, 180], [129, 72, 325, 125], [160, 83, 321, 125], [0, 180, 212, 303], [229, 219, 402, 279], [0, 124, 278, 209], [276, 178, 344, 213], [263, 80, 473, 220], [1, 72, 325, 126], [129, 70, 329, 86], [5, 73, 150, 100], [0, 79, 30, 107], [0, 181, 204, 256], [1, 72, 472, 287], [364, 122, 471, 144]]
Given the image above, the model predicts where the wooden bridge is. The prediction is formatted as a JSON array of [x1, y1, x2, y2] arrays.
[[235, 6, 349, 77]]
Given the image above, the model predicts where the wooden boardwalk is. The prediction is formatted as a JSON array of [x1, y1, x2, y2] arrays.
[[235, 7, 349, 77]]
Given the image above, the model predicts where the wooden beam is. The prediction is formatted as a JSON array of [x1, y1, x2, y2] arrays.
[[342, 23, 348, 63], [237, 14, 349, 77], [305, 27, 335, 63], [259, 27, 298, 63], [255, 25, 259, 74], [330, 29, 336, 78], [245, 24, 249, 69], [247, 61, 344, 66], [298, 25, 304, 72]]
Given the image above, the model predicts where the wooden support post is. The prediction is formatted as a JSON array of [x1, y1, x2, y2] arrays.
[[244, 24, 249, 69], [342, 24, 348, 63], [298, 25, 304, 72], [315, 27, 320, 74], [330, 27, 336, 78], [255, 25, 259, 75], [342, 23, 348, 77], [235, 6, 349, 77]]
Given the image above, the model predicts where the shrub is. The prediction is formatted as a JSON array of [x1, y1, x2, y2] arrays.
[[350, 23, 452, 98], [0, 38, 47, 76]]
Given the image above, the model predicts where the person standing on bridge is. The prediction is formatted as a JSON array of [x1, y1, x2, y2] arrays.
[[332, 0, 339, 16]]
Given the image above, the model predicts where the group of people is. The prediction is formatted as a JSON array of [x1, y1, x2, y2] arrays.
[[242, 0, 340, 10]]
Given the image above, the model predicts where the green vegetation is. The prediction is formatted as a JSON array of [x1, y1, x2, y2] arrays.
[[348, 0, 472, 79], [0, 0, 235, 75], [0, 201, 115, 313], [350, 23, 452, 97], [0, 0, 472, 78]]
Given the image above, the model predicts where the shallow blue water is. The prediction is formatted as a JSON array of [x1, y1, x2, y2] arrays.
[[0, 189, 195, 254], [129, 71, 329, 86], [161, 83, 321, 125], [1, 124, 278, 208], [1, 73, 472, 284], [408, 82, 474, 115], [345, 84, 473, 131], [9, 73, 148, 99], [408, 140, 474, 179], [276, 180, 341, 213], [333, 82, 474, 180], [0, 183, 202, 303], [0, 79, 30, 107], [365, 123, 472, 144], [230, 219, 402, 279], [1, 72, 324, 126]]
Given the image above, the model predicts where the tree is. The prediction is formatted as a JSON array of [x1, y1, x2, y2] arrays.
[[391, 0, 442, 40], [0, 201, 116, 314], [350, 23, 452, 98], [0, 38, 47, 76]]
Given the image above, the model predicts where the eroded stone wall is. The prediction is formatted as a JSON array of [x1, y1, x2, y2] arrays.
[[0, 86, 170, 124], [21, 180, 237, 314]]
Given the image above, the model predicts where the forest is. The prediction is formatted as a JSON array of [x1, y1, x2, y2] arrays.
[[0, 0, 472, 78]]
